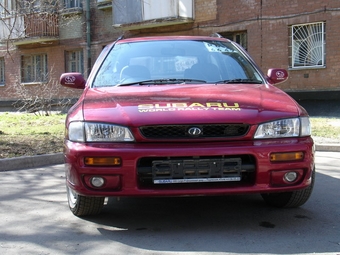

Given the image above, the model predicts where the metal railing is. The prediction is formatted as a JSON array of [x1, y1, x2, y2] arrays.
[[24, 13, 59, 37]]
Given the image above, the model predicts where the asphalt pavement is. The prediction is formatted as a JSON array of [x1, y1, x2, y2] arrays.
[[0, 151, 339, 255]]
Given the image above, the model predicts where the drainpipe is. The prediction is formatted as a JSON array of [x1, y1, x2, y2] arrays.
[[86, 0, 91, 74]]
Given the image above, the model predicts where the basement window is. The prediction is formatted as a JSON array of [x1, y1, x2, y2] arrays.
[[219, 31, 247, 51]]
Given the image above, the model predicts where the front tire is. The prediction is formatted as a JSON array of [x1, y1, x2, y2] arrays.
[[67, 186, 105, 216], [261, 167, 315, 208]]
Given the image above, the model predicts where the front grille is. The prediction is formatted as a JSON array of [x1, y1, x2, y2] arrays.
[[137, 155, 256, 188], [139, 124, 249, 139]]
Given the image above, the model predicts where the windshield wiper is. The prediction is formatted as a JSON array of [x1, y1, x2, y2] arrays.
[[216, 79, 263, 84], [139, 78, 207, 85], [116, 78, 206, 86]]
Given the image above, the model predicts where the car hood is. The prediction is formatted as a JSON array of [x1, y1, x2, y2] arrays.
[[81, 84, 304, 126]]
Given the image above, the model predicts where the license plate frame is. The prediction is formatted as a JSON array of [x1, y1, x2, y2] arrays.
[[152, 157, 242, 184]]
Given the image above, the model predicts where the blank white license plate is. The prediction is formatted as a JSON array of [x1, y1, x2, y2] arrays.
[[154, 176, 241, 184]]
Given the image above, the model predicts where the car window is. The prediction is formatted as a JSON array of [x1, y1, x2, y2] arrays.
[[92, 40, 263, 87]]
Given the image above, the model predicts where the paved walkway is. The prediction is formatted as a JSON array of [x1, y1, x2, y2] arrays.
[[1, 152, 340, 255]]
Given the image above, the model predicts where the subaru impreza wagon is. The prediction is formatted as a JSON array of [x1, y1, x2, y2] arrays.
[[60, 35, 314, 216]]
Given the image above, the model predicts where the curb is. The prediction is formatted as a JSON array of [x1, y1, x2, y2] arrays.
[[0, 153, 64, 172], [315, 144, 340, 152], [0, 144, 339, 172]]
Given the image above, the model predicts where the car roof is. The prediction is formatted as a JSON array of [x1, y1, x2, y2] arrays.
[[114, 35, 232, 45]]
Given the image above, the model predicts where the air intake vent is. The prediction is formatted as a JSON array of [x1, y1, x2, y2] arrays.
[[140, 124, 249, 139]]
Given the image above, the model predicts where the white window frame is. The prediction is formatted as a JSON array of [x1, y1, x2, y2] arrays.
[[113, 0, 193, 25], [65, 49, 84, 73], [21, 54, 48, 83], [291, 22, 325, 69], [64, 0, 82, 8], [0, 0, 15, 17], [0, 57, 5, 86]]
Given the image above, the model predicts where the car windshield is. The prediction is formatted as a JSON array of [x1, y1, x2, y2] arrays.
[[92, 39, 264, 87]]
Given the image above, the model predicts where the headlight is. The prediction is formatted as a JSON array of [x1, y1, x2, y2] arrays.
[[68, 122, 85, 142], [254, 117, 311, 139], [68, 122, 135, 142]]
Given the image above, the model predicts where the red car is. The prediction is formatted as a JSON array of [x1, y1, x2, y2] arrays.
[[60, 36, 314, 216]]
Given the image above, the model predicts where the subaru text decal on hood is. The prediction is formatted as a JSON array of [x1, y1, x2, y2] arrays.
[[138, 102, 241, 113]]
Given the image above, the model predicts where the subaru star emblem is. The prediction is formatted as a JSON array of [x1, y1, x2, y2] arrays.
[[188, 127, 202, 137]]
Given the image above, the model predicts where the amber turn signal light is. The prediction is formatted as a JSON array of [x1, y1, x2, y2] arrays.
[[270, 152, 304, 162], [84, 157, 121, 166]]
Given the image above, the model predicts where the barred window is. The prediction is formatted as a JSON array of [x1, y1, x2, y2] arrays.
[[21, 54, 48, 83], [290, 22, 325, 69], [65, 50, 84, 73], [0, 58, 5, 85]]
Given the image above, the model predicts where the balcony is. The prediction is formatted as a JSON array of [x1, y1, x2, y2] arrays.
[[14, 13, 59, 47], [113, 0, 194, 30]]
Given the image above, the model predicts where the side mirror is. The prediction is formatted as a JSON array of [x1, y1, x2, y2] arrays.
[[60, 73, 86, 89], [267, 68, 288, 85]]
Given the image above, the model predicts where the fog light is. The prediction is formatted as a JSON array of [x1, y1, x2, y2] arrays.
[[271, 169, 304, 186], [284, 172, 298, 182], [91, 177, 105, 188]]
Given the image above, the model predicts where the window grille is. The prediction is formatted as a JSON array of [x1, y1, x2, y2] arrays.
[[291, 22, 325, 68]]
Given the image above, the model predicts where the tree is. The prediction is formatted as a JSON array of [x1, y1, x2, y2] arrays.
[[8, 65, 72, 115], [0, 0, 70, 54], [1, 0, 80, 113]]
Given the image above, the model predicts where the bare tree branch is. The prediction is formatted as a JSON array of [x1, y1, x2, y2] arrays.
[[8, 65, 71, 115]]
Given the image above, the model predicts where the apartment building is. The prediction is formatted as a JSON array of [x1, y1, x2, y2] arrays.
[[0, 0, 339, 104]]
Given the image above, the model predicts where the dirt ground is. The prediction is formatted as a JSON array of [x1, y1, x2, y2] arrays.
[[0, 134, 63, 159]]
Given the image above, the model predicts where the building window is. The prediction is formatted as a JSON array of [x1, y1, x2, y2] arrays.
[[65, 50, 84, 73], [0, 0, 15, 17], [290, 22, 325, 69], [219, 31, 247, 51], [21, 54, 48, 83], [113, 0, 193, 25], [0, 58, 5, 86], [64, 0, 82, 8], [97, 0, 112, 9]]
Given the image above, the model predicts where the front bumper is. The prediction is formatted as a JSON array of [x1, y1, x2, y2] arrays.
[[64, 137, 314, 197]]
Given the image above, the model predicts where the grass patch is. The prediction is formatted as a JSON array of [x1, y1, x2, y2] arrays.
[[0, 112, 65, 158], [310, 117, 340, 139], [0, 112, 339, 158]]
